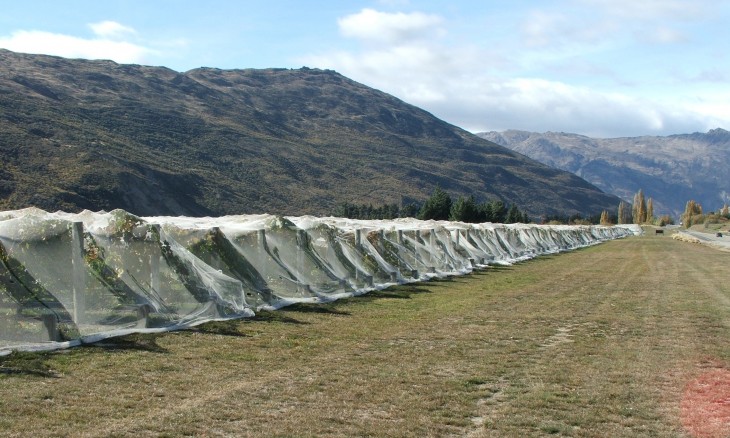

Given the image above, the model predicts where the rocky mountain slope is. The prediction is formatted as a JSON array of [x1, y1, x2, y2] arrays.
[[478, 129, 730, 217], [0, 49, 620, 217]]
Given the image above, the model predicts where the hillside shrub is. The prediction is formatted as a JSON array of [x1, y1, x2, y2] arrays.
[[655, 215, 674, 226]]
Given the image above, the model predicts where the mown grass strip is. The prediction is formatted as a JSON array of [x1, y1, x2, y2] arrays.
[[0, 236, 728, 437]]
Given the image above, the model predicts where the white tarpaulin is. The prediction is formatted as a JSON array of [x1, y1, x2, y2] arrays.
[[0, 208, 639, 354]]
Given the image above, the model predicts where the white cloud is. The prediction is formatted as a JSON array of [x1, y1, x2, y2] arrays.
[[437, 78, 712, 137], [0, 22, 157, 64], [338, 8, 444, 45], [635, 26, 688, 44], [304, 7, 722, 138], [519, 0, 711, 53], [684, 92, 730, 128], [89, 20, 136, 39], [576, 0, 705, 20], [520, 10, 619, 50]]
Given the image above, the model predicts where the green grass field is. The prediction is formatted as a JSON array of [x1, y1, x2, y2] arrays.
[[1, 236, 729, 437]]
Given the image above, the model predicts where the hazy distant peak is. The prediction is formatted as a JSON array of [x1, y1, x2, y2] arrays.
[[477, 128, 730, 217]]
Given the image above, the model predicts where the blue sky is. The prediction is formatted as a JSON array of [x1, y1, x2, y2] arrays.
[[1, 0, 728, 137]]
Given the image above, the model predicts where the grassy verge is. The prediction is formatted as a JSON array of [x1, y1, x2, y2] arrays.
[[1, 236, 728, 437]]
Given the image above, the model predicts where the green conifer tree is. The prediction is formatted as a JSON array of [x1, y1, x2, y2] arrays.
[[505, 204, 521, 223], [449, 195, 480, 223], [418, 187, 452, 221]]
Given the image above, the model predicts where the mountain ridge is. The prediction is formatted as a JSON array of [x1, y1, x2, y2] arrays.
[[478, 128, 730, 217], [0, 49, 620, 218]]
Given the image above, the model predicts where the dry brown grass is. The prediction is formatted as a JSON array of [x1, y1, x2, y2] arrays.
[[1, 235, 729, 437]]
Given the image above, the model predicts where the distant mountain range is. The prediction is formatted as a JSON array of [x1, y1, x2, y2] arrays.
[[0, 49, 620, 218], [478, 129, 730, 217]]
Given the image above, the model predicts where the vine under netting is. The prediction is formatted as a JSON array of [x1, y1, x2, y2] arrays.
[[0, 208, 640, 354]]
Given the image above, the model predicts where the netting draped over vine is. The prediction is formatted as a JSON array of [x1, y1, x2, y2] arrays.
[[0, 208, 639, 353]]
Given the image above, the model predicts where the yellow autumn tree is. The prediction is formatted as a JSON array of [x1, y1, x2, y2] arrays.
[[617, 201, 631, 225], [681, 200, 703, 228], [599, 210, 612, 225], [646, 198, 654, 224], [632, 189, 647, 224]]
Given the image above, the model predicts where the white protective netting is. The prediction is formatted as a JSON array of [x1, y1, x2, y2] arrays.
[[0, 208, 640, 353]]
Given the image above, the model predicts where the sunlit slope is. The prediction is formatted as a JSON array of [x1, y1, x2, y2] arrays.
[[0, 49, 620, 217]]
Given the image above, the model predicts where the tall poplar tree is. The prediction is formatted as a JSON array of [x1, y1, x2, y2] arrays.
[[681, 200, 703, 227], [618, 201, 631, 225], [646, 198, 654, 224], [599, 210, 611, 225], [632, 189, 647, 224]]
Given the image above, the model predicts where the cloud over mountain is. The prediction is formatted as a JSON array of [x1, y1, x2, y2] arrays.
[[303, 3, 727, 137], [0, 21, 156, 64]]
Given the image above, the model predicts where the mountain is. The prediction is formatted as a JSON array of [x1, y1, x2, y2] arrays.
[[478, 129, 730, 217], [0, 49, 620, 218]]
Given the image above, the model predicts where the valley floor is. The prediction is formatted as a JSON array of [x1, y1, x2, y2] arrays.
[[1, 235, 728, 437]]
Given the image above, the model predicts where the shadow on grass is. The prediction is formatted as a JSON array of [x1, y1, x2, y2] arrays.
[[248, 310, 309, 325], [185, 319, 251, 337], [487, 264, 516, 271], [281, 303, 351, 316], [0, 351, 60, 378], [248, 284, 436, 320], [468, 265, 515, 277], [354, 283, 434, 303], [87, 332, 168, 353]]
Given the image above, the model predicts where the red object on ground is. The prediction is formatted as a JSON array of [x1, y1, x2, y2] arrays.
[[681, 368, 730, 438]]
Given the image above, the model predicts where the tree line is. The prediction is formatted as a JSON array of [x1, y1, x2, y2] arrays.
[[333, 188, 530, 223], [335, 186, 730, 228], [606, 188, 730, 228], [605, 189, 672, 226]]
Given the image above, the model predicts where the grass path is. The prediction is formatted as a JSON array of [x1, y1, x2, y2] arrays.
[[1, 236, 729, 437]]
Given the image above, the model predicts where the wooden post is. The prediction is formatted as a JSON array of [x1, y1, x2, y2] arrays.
[[429, 229, 436, 267], [149, 224, 161, 293], [71, 221, 86, 324], [355, 229, 362, 249], [41, 314, 60, 342], [296, 229, 306, 279], [136, 304, 151, 329], [296, 229, 307, 246], [257, 229, 266, 248], [397, 230, 403, 244]]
